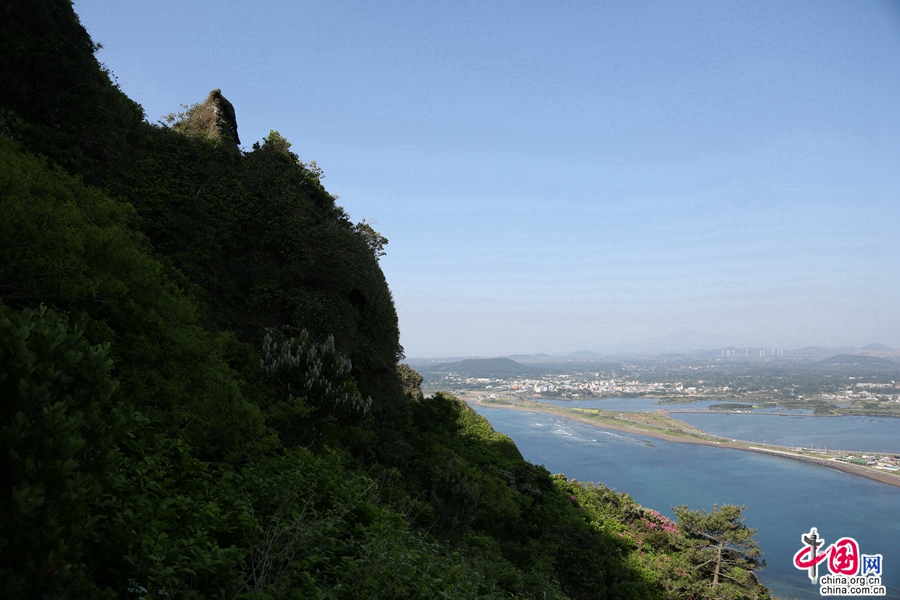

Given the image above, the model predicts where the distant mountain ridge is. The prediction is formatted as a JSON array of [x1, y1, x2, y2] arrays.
[[422, 358, 534, 378], [820, 354, 898, 366], [409, 343, 898, 363], [859, 343, 893, 351]]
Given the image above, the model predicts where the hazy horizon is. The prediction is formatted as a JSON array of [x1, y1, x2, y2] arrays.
[[406, 340, 898, 362], [75, 0, 900, 357]]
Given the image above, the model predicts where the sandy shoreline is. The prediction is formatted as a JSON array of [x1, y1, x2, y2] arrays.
[[467, 399, 900, 490]]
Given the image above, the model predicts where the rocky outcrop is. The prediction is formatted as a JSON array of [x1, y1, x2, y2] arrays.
[[173, 88, 240, 145]]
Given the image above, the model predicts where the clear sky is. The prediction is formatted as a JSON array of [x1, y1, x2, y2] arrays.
[[75, 0, 900, 357]]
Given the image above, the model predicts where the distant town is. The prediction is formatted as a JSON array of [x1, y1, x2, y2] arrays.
[[410, 346, 900, 417]]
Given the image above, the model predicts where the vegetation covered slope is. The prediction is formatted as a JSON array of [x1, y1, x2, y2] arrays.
[[0, 1, 770, 598]]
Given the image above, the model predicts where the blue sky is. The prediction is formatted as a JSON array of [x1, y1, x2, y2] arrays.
[[75, 0, 900, 357]]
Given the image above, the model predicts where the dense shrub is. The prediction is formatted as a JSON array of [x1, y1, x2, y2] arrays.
[[0, 136, 266, 460], [0, 304, 122, 597]]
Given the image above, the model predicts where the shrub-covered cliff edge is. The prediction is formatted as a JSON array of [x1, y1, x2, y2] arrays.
[[0, 2, 770, 598]]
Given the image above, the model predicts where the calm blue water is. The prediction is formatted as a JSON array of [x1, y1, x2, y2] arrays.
[[536, 398, 900, 454], [674, 413, 900, 454], [473, 406, 900, 600], [538, 396, 815, 414]]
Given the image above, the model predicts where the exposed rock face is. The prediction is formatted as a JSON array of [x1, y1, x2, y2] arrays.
[[207, 88, 240, 144], [174, 88, 240, 145]]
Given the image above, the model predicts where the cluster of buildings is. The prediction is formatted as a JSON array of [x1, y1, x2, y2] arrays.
[[820, 383, 900, 403], [431, 371, 899, 404], [438, 373, 733, 398], [836, 454, 900, 471]]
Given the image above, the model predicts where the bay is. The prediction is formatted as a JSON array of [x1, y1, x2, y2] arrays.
[[472, 405, 900, 600], [536, 397, 812, 414], [536, 397, 900, 454], [673, 412, 900, 455]]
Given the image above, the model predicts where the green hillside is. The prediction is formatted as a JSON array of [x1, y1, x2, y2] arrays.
[[425, 358, 535, 378], [0, 2, 770, 598]]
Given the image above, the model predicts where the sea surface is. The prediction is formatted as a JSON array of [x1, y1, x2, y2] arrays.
[[472, 404, 900, 600], [537, 397, 812, 413], [536, 397, 900, 454]]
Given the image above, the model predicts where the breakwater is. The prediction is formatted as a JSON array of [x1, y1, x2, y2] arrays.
[[466, 398, 900, 489]]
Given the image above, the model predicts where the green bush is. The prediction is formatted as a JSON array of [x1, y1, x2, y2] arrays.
[[0, 303, 121, 597], [259, 328, 372, 447], [0, 135, 266, 460]]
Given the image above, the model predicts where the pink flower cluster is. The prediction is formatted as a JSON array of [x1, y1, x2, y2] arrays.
[[643, 510, 677, 534]]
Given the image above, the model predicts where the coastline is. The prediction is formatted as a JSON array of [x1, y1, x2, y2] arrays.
[[466, 398, 900, 490]]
